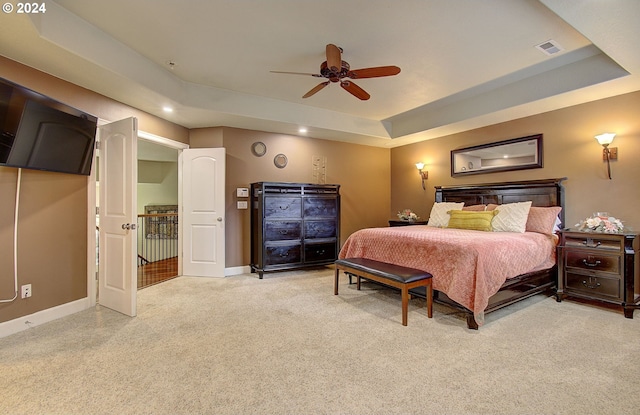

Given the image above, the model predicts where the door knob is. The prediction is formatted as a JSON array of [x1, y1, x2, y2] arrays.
[[217, 217, 223, 222], [121, 223, 137, 230]]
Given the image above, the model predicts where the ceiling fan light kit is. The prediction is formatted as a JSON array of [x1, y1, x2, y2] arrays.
[[271, 44, 400, 100]]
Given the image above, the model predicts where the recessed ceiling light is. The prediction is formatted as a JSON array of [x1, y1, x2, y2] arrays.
[[163, 106, 174, 113], [298, 127, 308, 133]]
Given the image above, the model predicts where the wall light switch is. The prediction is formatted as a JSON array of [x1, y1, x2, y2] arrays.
[[236, 188, 249, 197], [237, 201, 248, 209]]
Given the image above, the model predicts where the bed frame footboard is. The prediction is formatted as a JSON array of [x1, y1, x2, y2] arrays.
[[410, 267, 556, 329]]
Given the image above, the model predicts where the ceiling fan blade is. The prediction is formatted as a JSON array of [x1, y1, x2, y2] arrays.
[[340, 80, 370, 100], [326, 44, 342, 73], [303, 81, 330, 98], [271, 70, 323, 77], [347, 66, 401, 79]]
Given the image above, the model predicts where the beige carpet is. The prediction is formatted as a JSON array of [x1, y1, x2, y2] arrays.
[[1, 267, 639, 415]]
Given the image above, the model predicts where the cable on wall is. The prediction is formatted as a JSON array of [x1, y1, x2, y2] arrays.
[[0, 168, 21, 303]]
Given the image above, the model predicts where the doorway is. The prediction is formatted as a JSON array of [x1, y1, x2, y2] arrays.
[[93, 128, 188, 304], [136, 138, 180, 289], [91, 126, 225, 316]]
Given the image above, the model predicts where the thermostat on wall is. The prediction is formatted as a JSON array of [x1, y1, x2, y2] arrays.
[[236, 187, 249, 197]]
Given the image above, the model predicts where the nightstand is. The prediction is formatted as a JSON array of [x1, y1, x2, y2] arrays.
[[557, 230, 640, 318], [388, 220, 428, 227]]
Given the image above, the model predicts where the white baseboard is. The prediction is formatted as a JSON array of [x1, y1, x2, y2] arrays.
[[1, 266, 252, 338], [0, 297, 90, 339], [225, 265, 251, 276]]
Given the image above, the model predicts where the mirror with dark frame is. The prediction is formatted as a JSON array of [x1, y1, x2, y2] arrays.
[[451, 134, 543, 177]]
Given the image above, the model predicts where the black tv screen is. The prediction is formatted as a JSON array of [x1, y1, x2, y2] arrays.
[[0, 77, 97, 175]]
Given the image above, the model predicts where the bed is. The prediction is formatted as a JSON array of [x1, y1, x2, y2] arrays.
[[338, 178, 566, 329]]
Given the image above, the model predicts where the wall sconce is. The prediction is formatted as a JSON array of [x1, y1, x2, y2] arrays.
[[595, 133, 617, 180], [415, 162, 428, 190]]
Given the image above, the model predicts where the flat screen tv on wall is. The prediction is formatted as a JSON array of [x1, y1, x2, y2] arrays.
[[0, 77, 98, 175]]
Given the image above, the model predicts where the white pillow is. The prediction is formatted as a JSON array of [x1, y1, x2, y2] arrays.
[[553, 216, 562, 233], [492, 201, 532, 233], [427, 202, 465, 227]]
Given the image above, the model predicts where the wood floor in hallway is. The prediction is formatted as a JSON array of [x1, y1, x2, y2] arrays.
[[138, 257, 178, 289]]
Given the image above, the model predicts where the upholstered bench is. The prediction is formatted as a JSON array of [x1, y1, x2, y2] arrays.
[[334, 258, 433, 326]]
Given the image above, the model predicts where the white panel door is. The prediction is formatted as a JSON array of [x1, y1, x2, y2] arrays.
[[180, 148, 226, 277], [98, 117, 137, 316]]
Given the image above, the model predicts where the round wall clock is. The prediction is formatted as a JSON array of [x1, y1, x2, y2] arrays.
[[251, 141, 267, 157], [274, 153, 288, 169]]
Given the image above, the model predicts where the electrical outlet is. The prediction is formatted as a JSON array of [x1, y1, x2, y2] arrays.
[[21, 284, 31, 299]]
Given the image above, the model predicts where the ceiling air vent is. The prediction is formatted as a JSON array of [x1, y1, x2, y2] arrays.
[[535, 40, 564, 56]]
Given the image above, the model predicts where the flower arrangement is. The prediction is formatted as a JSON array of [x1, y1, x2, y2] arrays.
[[575, 212, 624, 234], [397, 209, 419, 222]]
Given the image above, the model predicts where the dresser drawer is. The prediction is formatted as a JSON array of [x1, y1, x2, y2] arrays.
[[264, 197, 302, 218], [265, 221, 301, 241], [304, 220, 337, 239], [304, 197, 337, 217], [565, 250, 620, 274], [565, 271, 622, 300], [265, 243, 302, 265], [563, 235, 622, 251], [304, 241, 336, 262]]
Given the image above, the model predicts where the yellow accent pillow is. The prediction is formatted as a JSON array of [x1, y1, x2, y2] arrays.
[[447, 210, 498, 231]]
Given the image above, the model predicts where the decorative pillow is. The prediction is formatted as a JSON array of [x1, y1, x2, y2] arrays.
[[426, 202, 465, 227], [490, 201, 533, 233], [462, 204, 487, 211], [447, 210, 498, 231], [554, 216, 563, 233], [526, 206, 563, 235]]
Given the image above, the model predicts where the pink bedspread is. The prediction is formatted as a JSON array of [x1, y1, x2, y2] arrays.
[[338, 226, 557, 325]]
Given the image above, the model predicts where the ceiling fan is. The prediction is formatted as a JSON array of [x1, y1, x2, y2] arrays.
[[271, 44, 401, 100]]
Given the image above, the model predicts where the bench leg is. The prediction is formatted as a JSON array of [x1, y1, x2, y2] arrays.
[[426, 283, 433, 318], [401, 287, 409, 326], [334, 268, 339, 295], [356, 276, 362, 290]]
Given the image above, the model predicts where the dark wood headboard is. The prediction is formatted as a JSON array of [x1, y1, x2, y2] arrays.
[[435, 178, 567, 226]]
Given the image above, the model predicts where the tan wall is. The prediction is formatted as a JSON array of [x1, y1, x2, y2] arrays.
[[0, 58, 189, 323], [189, 127, 391, 267], [0, 168, 91, 320], [391, 90, 640, 230]]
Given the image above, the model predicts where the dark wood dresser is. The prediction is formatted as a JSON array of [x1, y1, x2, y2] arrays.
[[250, 182, 340, 278], [557, 230, 640, 318]]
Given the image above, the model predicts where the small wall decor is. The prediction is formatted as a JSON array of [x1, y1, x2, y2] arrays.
[[274, 153, 288, 168], [451, 134, 543, 177], [312, 155, 327, 184], [251, 141, 267, 157]]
